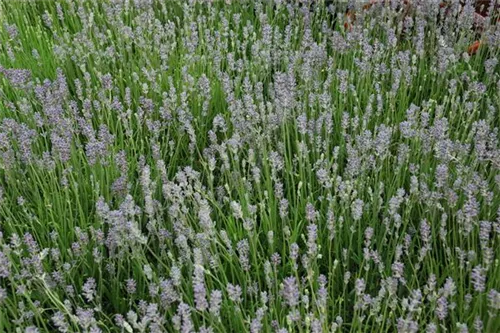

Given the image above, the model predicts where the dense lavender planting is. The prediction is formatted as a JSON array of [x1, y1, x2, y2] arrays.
[[0, 0, 499, 332]]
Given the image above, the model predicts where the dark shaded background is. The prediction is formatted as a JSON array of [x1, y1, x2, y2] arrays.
[[325, 0, 498, 16]]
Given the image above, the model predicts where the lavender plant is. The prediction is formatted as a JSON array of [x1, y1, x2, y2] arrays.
[[0, 0, 499, 332]]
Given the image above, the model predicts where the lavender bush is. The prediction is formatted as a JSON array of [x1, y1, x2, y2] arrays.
[[0, 0, 499, 332]]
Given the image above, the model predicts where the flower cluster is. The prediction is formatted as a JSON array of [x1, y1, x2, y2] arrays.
[[0, 0, 499, 332]]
